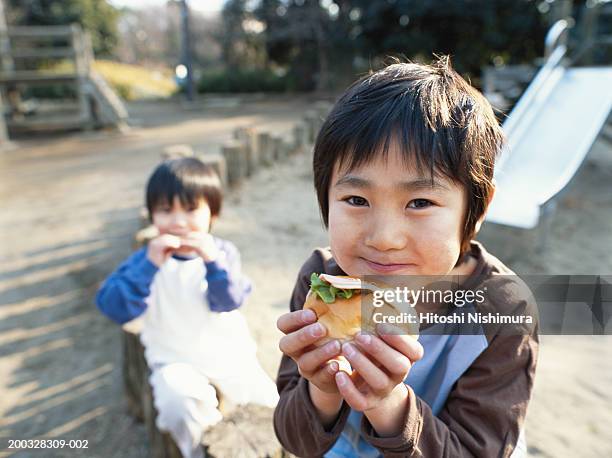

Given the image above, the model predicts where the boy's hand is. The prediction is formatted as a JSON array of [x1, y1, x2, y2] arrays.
[[277, 309, 343, 394], [147, 234, 182, 267], [178, 232, 220, 262], [334, 325, 424, 413]]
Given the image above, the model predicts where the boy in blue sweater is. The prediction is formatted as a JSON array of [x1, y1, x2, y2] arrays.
[[96, 158, 278, 458]]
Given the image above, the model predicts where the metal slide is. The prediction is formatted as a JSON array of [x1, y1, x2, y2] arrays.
[[485, 20, 612, 229]]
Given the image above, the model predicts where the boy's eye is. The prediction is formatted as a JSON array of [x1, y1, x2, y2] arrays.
[[344, 196, 369, 207], [407, 199, 433, 209]]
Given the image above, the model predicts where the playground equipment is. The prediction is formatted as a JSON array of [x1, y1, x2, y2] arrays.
[[485, 3, 612, 231], [0, 24, 127, 133]]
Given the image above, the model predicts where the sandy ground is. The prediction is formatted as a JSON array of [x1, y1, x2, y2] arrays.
[[0, 97, 611, 458]]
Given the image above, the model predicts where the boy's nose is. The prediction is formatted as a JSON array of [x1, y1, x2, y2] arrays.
[[363, 216, 408, 252], [170, 213, 188, 228]]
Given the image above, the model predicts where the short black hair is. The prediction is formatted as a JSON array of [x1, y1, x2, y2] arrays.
[[146, 157, 222, 219], [313, 57, 504, 254]]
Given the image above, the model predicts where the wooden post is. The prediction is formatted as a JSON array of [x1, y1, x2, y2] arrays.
[[0, 0, 13, 73], [292, 123, 304, 155], [256, 132, 273, 166], [303, 110, 319, 144], [222, 140, 247, 187], [270, 135, 283, 161], [198, 153, 228, 188], [234, 127, 258, 176], [82, 30, 94, 72], [0, 0, 12, 145], [162, 144, 194, 160], [71, 23, 93, 127], [245, 128, 259, 175], [0, 93, 10, 149], [122, 319, 146, 421], [282, 138, 292, 160], [202, 406, 287, 458]]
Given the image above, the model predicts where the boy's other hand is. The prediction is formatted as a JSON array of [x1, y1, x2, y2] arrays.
[[179, 232, 220, 262], [334, 324, 424, 413], [147, 234, 182, 267], [277, 310, 343, 395]]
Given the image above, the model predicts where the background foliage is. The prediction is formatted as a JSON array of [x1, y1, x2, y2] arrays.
[[4, 0, 585, 95]]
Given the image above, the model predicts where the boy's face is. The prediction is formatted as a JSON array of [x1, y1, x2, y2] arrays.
[[328, 142, 468, 277], [152, 196, 212, 255]]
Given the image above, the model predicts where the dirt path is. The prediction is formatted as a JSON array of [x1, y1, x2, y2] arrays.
[[0, 97, 610, 458]]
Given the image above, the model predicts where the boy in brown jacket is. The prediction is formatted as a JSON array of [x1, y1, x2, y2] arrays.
[[274, 58, 538, 457]]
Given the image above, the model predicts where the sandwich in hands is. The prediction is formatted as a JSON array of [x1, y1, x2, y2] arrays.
[[304, 273, 418, 345]]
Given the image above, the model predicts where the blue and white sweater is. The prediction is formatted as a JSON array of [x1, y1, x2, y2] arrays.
[[96, 237, 256, 377]]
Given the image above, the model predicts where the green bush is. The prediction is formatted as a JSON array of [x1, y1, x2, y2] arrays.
[[197, 68, 290, 93]]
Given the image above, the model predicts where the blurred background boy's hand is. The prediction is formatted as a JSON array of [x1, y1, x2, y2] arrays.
[[179, 232, 220, 262], [147, 234, 182, 267]]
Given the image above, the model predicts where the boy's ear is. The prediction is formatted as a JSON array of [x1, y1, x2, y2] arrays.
[[474, 179, 497, 234]]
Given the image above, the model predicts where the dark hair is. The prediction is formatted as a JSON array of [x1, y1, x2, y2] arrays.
[[313, 57, 504, 255], [146, 157, 222, 219]]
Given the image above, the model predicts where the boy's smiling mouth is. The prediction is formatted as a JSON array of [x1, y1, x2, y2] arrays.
[[360, 257, 416, 274]]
